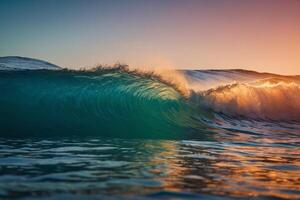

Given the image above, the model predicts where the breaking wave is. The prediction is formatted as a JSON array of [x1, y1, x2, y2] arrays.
[[0, 56, 299, 138], [200, 79, 300, 121], [0, 67, 209, 138]]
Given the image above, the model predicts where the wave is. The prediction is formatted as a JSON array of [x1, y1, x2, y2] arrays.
[[199, 79, 300, 121], [185, 70, 300, 122], [183, 69, 300, 90], [0, 56, 61, 71], [0, 57, 299, 137], [0, 68, 209, 138]]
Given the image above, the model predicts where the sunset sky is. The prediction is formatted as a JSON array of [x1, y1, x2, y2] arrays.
[[0, 0, 299, 74]]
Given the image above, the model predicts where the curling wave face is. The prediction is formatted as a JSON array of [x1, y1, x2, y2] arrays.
[[0, 68, 209, 138]]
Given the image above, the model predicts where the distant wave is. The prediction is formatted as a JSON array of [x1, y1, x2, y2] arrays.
[[0, 56, 61, 71]]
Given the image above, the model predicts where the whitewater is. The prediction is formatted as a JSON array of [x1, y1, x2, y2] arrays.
[[0, 56, 299, 199]]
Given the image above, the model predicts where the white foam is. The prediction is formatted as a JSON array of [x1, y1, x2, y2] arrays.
[[201, 80, 300, 121]]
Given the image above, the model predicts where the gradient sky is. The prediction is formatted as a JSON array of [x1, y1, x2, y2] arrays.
[[0, 0, 299, 74]]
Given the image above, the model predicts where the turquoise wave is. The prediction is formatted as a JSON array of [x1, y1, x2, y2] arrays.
[[0, 69, 210, 138], [1, 57, 299, 138]]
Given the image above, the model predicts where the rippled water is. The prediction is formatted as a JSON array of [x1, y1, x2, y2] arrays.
[[1, 125, 299, 200]]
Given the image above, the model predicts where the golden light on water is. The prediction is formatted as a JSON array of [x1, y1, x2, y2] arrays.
[[139, 138, 300, 199]]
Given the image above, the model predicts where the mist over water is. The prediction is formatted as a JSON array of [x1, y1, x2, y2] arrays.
[[0, 57, 299, 199]]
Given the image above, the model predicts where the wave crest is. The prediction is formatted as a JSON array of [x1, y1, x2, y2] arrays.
[[75, 64, 190, 97], [201, 80, 300, 121]]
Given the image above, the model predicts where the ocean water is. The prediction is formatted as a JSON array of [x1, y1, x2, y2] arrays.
[[0, 135, 299, 200], [0, 57, 299, 199]]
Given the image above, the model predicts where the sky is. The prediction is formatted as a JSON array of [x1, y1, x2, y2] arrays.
[[0, 0, 299, 74]]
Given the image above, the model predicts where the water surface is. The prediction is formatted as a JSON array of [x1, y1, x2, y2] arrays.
[[0, 131, 299, 199]]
